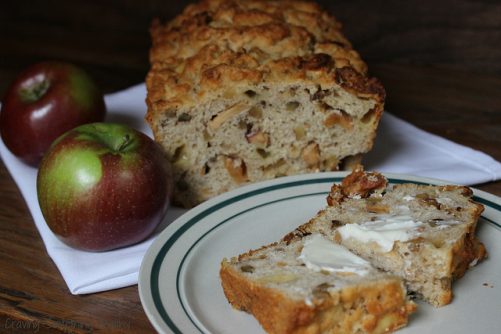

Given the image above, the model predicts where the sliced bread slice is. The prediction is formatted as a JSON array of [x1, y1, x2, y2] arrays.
[[220, 233, 416, 334], [284, 167, 487, 307]]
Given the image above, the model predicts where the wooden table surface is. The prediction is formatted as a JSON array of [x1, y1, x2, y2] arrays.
[[1, 1, 500, 333]]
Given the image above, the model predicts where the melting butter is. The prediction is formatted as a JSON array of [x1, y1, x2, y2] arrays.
[[298, 234, 371, 276], [337, 214, 423, 252]]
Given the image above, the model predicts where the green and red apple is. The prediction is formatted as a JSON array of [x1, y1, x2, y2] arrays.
[[0, 61, 106, 166], [37, 123, 172, 251]]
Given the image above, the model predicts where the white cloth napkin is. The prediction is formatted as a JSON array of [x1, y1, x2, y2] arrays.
[[1, 83, 501, 294]]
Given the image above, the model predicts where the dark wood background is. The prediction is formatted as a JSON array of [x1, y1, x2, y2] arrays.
[[1, 1, 500, 333], [2, 0, 501, 95]]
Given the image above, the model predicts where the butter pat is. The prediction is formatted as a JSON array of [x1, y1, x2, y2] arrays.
[[337, 215, 423, 252], [298, 234, 371, 276]]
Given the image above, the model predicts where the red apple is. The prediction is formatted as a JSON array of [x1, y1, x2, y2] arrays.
[[37, 123, 172, 251], [0, 61, 106, 166]]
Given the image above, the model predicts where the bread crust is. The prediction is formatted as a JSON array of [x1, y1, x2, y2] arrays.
[[146, 0, 384, 120]]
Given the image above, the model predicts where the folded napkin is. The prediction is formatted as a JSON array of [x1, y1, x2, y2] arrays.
[[1, 83, 501, 294]]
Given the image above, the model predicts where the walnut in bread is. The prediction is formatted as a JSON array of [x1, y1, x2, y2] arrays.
[[146, 0, 385, 207], [286, 167, 487, 307]]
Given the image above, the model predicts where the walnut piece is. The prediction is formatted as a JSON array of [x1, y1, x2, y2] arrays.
[[327, 166, 388, 205], [245, 130, 270, 148], [302, 142, 320, 168], [324, 110, 353, 129], [224, 156, 248, 183]]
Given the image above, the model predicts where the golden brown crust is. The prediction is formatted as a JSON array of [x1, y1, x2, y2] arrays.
[[448, 198, 486, 281], [145, 0, 384, 124]]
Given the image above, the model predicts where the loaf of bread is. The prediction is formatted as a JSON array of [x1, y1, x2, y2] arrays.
[[146, 0, 385, 207], [285, 167, 487, 307], [220, 233, 416, 334]]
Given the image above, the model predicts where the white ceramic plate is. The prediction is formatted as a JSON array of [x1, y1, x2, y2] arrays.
[[138, 172, 501, 334]]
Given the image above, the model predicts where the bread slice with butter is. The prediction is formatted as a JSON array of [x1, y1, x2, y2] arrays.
[[220, 234, 416, 334], [284, 167, 487, 307]]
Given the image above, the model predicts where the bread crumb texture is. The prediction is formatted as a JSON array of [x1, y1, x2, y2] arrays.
[[146, 0, 385, 207]]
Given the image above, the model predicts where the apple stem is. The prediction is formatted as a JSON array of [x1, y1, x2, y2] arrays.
[[117, 134, 132, 152]]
